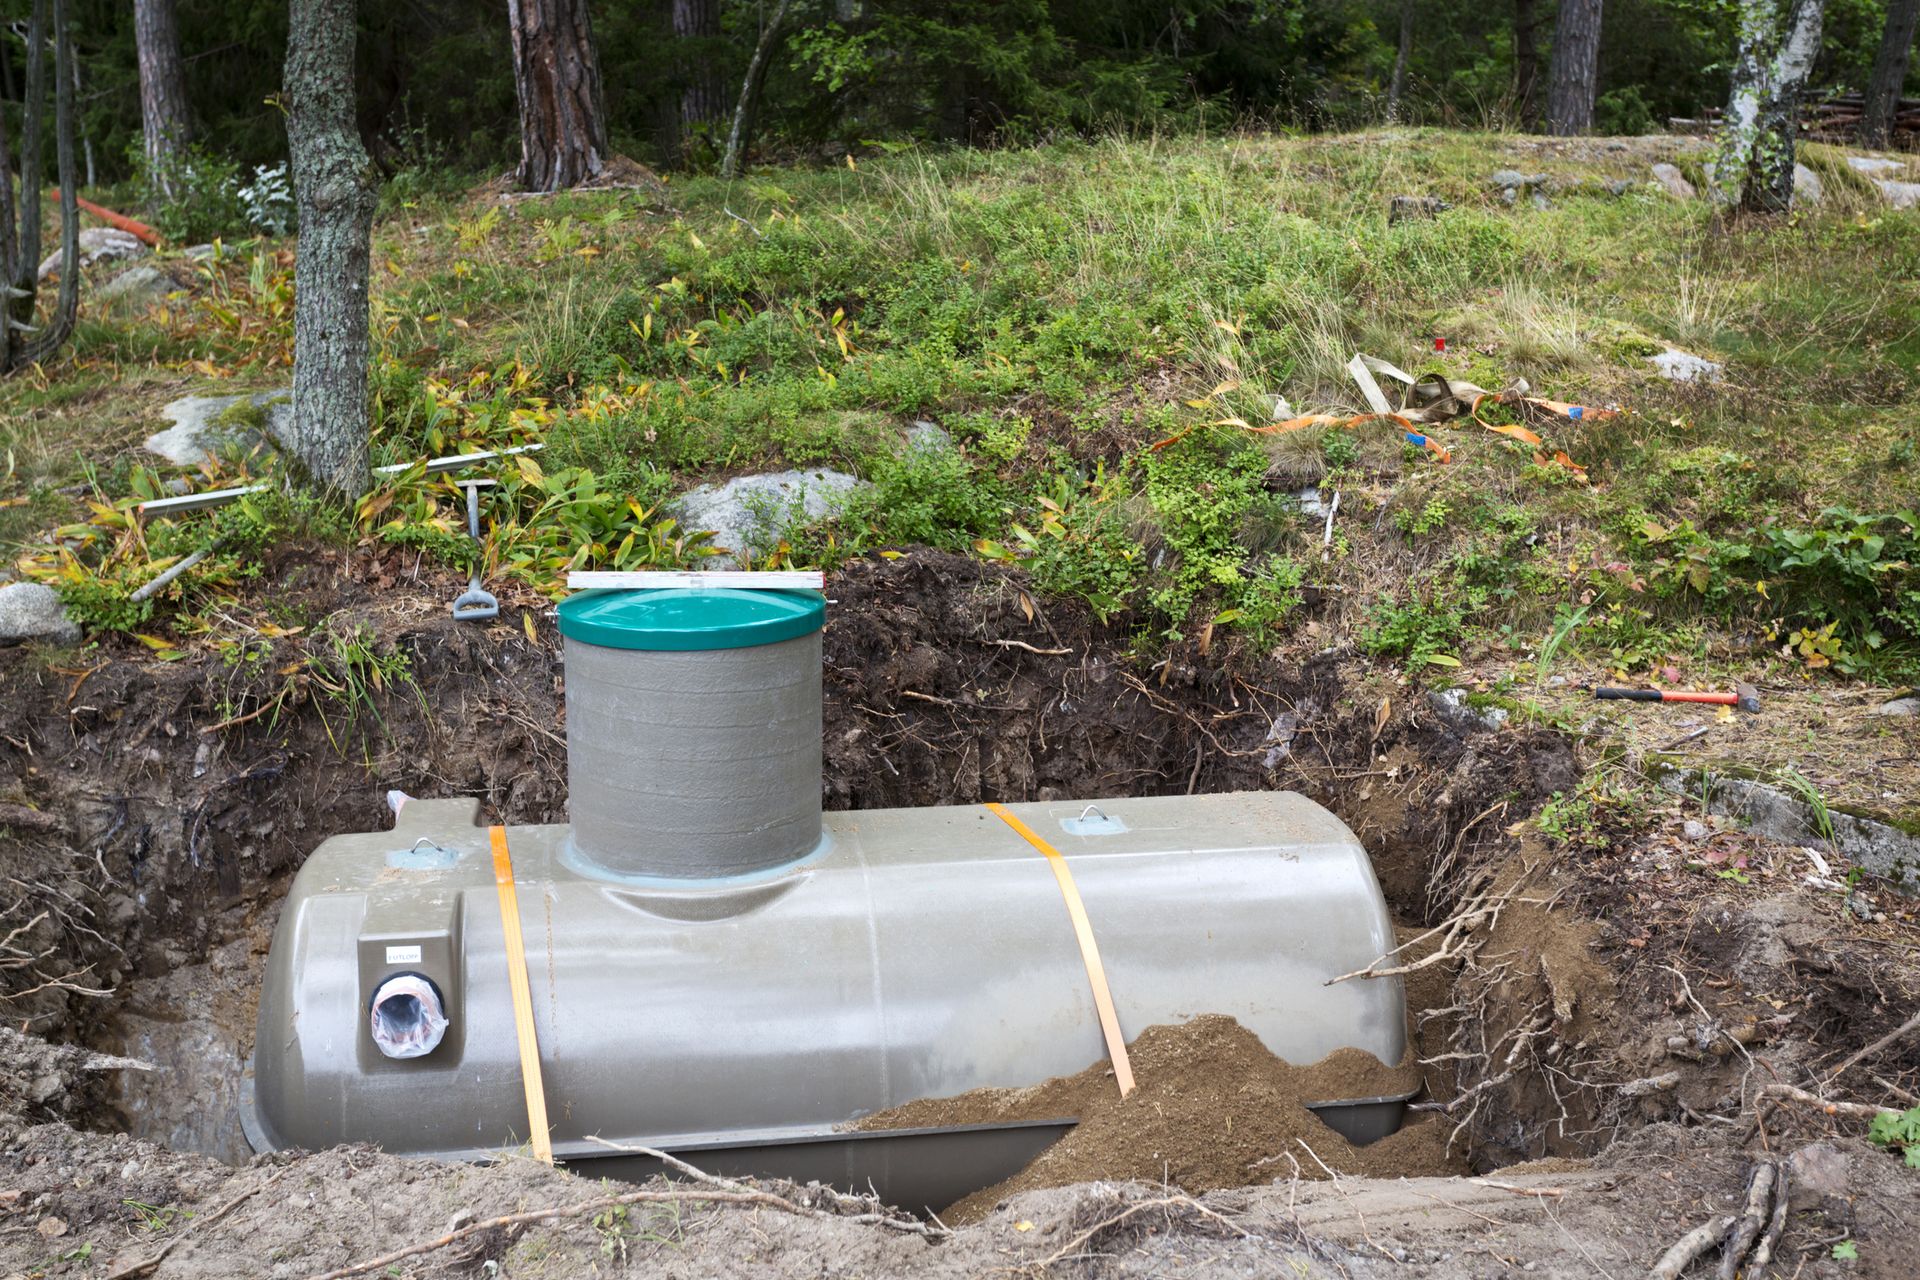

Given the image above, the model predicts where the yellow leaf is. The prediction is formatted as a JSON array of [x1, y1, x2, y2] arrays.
[[524, 611, 538, 644], [1214, 319, 1241, 336], [879, 550, 903, 559], [1210, 416, 1252, 429], [423, 313, 442, 323], [845, 154, 857, 170], [451, 317, 471, 329], [1014, 1221, 1034, 1233], [385, 259, 403, 277], [1208, 379, 1241, 398], [132, 633, 174, 651], [688, 231, 706, 250]]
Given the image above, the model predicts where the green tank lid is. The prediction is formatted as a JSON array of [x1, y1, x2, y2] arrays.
[[557, 588, 826, 652]]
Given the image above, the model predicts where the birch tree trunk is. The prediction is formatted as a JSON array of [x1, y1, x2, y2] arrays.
[[1545, 0, 1604, 135], [508, 0, 610, 192], [1861, 0, 1919, 148], [1717, 0, 1826, 213], [286, 0, 376, 495], [720, 0, 792, 180], [1387, 0, 1414, 122], [134, 0, 193, 196]]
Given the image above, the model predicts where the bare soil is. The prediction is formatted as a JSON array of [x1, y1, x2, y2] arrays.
[[3, 543, 1919, 1278]]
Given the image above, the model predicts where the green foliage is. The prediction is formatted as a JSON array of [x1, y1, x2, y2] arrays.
[[1362, 593, 1465, 668], [1868, 1106, 1920, 1169], [978, 465, 1139, 622]]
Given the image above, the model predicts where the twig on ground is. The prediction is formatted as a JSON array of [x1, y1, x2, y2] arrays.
[[1295, 1138, 1394, 1262], [1823, 1009, 1920, 1086], [1749, 1161, 1790, 1272], [1755, 1082, 1899, 1122], [1715, 1159, 1777, 1280], [108, 1169, 286, 1279], [1469, 1178, 1567, 1198], [985, 638, 1071, 655]]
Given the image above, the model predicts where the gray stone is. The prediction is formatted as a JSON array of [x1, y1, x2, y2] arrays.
[[36, 227, 148, 279], [1294, 485, 1328, 518], [145, 390, 293, 468], [1873, 180, 1920, 210], [1648, 347, 1724, 383], [1869, 697, 1919, 718], [1649, 762, 1920, 894], [905, 420, 954, 454], [98, 264, 181, 306], [183, 243, 220, 261], [1793, 163, 1822, 206], [1604, 178, 1631, 197], [1683, 820, 1709, 842], [1427, 688, 1509, 735], [1489, 170, 1547, 190], [1388, 195, 1450, 224], [1846, 156, 1907, 175], [1530, 190, 1551, 211], [1650, 163, 1696, 199], [1787, 1142, 1850, 1209], [1847, 891, 1875, 920], [0, 582, 81, 647], [675, 468, 869, 563]]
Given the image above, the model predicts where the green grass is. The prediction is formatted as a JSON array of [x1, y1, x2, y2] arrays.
[[4, 128, 1918, 678]]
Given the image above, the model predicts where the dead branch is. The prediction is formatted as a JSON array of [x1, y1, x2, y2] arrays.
[[1646, 1215, 1732, 1280], [1715, 1159, 1776, 1280], [1823, 1009, 1920, 1086], [985, 639, 1071, 655], [1749, 1162, 1789, 1272], [1468, 1178, 1567, 1198], [1755, 1082, 1899, 1122]]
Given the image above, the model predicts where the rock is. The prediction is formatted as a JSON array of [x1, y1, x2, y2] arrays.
[[144, 390, 293, 467], [1847, 891, 1875, 920], [675, 468, 869, 562], [1787, 1142, 1850, 1209], [1869, 696, 1919, 718], [1293, 485, 1328, 518], [97, 263, 181, 307], [1489, 170, 1547, 190], [1649, 763, 1920, 894], [1604, 178, 1631, 197], [1873, 180, 1920, 210], [0, 582, 81, 646], [1793, 163, 1822, 206], [28, 1073, 64, 1105], [1683, 820, 1709, 842], [1648, 347, 1724, 383], [905, 419, 954, 454], [1427, 688, 1509, 735], [1650, 163, 1696, 200], [1846, 156, 1907, 175], [1388, 195, 1450, 224], [1530, 190, 1550, 211], [36, 227, 148, 279], [183, 243, 220, 261]]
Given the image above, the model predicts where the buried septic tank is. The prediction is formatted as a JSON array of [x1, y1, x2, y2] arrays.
[[242, 585, 1416, 1210]]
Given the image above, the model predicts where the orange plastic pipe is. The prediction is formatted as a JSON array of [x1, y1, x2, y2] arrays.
[[49, 188, 162, 247]]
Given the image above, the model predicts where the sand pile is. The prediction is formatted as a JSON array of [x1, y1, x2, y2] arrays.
[[856, 1014, 1464, 1221]]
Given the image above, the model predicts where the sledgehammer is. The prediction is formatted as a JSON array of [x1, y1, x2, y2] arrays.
[[1593, 684, 1761, 713]]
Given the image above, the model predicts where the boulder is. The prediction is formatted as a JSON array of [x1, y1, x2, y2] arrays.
[[1388, 195, 1450, 224], [1873, 180, 1920, 210], [0, 582, 81, 647], [36, 227, 148, 280], [1846, 156, 1907, 175], [98, 264, 182, 307], [1792, 163, 1822, 206], [1870, 696, 1919, 718], [905, 419, 955, 454], [674, 469, 869, 563], [145, 390, 293, 468], [1489, 169, 1548, 190], [1650, 163, 1696, 200], [1647, 348, 1724, 383]]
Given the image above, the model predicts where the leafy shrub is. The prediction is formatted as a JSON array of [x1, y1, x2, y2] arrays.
[[1362, 593, 1465, 668]]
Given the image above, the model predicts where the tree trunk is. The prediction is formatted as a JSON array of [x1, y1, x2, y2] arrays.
[[1514, 0, 1542, 127], [673, 0, 726, 153], [6, 0, 79, 375], [286, 0, 376, 495], [1387, 0, 1414, 122], [134, 0, 193, 196], [1862, 0, 1920, 148], [508, 0, 609, 191], [721, 0, 792, 180], [1718, 0, 1826, 213], [1545, 0, 1604, 134]]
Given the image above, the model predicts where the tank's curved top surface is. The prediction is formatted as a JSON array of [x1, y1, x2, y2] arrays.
[[556, 587, 826, 651], [248, 790, 1406, 1166]]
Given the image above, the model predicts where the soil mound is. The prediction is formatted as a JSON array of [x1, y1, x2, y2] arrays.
[[856, 1014, 1462, 1221]]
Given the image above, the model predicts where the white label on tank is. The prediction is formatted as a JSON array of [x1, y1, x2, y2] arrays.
[[385, 945, 423, 964]]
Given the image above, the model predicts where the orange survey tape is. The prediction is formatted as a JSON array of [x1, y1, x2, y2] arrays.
[[489, 825, 554, 1163], [985, 803, 1136, 1097]]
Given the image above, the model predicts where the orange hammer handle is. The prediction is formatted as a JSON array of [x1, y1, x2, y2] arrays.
[[1654, 691, 1738, 706]]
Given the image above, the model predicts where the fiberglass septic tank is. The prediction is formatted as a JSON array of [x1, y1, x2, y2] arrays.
[[244, 587, 1409, 1211]]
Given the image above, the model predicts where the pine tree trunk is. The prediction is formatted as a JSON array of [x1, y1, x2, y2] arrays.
[[721, 0, 792, 180], [6, 0, 78, 375], [134, 0, 193, 196], [286, 0, 376, 495], [1545, 0, 1604, 134], [673, 0, 726, 152], [1862, 0, 1920, 148], [1514, 0, 1543, 126], [1387, 0, 1414, 121], [508, 0, 609, 192], [5, 0, 49, 362], [1719, 0, 1826, 213]]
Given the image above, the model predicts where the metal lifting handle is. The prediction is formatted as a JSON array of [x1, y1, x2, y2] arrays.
[[451, 479, 500, 622]]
